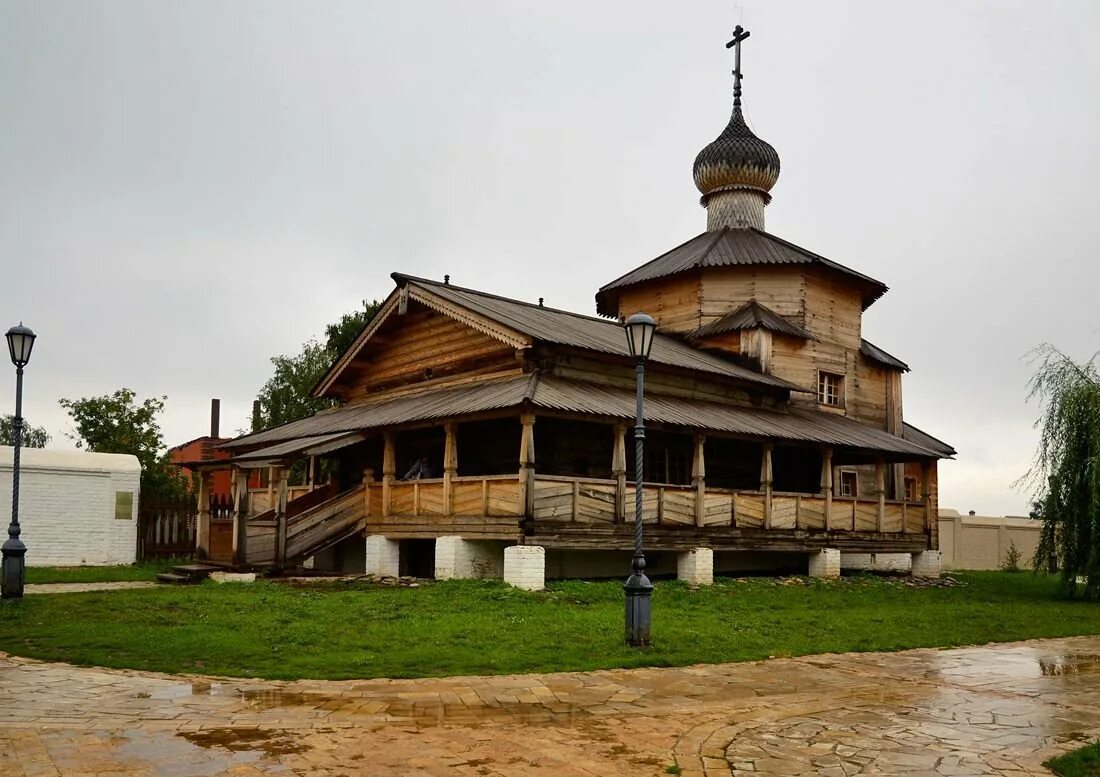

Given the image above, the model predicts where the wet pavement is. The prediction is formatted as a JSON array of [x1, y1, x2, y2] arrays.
[[4, 637, 1100, 775]]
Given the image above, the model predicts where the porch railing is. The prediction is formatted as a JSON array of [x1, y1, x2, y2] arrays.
[[362, 472, 929, 534]]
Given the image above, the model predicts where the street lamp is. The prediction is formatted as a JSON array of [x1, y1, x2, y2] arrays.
[[623, 312, 656, 647], [3, 323, 36, 600]]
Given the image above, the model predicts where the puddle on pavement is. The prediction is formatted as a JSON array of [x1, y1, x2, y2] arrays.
[[179, 727, 311, 756], [113, 729, 266, 776], [236, 688, 590, 728], [1039, 655, 1100, 676], [239, 689, 321, 709]]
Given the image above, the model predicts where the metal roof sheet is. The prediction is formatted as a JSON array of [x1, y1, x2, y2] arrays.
[[222, 374, 536, 450], [902, 422, 956, 458], [689, 299, 813, 340], [860, 339, 910, 372], [397, 274, 801, 392], [596, 227, 888, 314], [230, 431, 367, 462], [530, 376, 945, 459], [223, 373, 948, 460]]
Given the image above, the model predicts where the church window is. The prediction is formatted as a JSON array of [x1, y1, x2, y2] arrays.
[[838, 470, 858, 497], [818, 371, 845, 407]]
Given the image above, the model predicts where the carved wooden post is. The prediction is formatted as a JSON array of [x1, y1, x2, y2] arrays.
[[761, 443, 774, 530], [232, 467, 250, 566], [821, 448, 833, 531], [612, 423, 627, 523], [518, 412, 536, 518], [196, 470, 212, 559], [692, 433, 706, 527], [274, 466, 288, 567], [443, 422, 458, 516], [875, 458, 887, 533], [382, 432, 395, 518]]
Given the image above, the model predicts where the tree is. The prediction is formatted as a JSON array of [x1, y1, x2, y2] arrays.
[[0, 415, 50, 448], [324, 299, 383, 356], [59, 388, 190, 502], [254, 299, 383, 431], [1022, 345, 1100, 597], [254, 338, 337, 430]]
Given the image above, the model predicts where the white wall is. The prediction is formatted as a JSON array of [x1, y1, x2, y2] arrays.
[[0, 447, 141, 566]]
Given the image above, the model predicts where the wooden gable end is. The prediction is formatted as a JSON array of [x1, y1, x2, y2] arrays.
[[320, 296, 529, 405]]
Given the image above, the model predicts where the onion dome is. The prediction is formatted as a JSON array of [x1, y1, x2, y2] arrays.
[[693, 103, 781, 204]]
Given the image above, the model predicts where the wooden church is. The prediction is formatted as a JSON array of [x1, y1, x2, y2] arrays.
[[201, 27, 954, 586]]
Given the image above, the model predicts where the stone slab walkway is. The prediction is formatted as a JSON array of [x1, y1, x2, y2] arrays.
[[24, 581, 159, 595], [4, 637, 1100, 776]]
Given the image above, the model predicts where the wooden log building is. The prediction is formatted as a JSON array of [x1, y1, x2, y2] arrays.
[[194, 29, 954, 586]]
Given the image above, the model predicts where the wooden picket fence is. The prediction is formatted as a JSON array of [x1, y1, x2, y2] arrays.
[[138, 499, 197, 560]]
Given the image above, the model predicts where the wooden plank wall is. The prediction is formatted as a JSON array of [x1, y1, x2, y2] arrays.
[[699, 266, 807, 326], [615, 275, 703, 334], [336, 302, 519, 403]]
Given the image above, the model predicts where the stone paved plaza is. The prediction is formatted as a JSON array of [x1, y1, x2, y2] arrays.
[[4, 637, 1100, 776]]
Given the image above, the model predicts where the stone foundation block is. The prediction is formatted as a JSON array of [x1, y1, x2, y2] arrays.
[[364, 535, 400, 577], [677, 547, 714, 585], [911, 550, 942, 579], [503, 545, 545, 591], [840, 552, 912, 573], [808, 548, 841, 579], [435, 536, 504, 580]]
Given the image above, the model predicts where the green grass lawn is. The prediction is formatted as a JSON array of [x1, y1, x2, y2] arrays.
[[1047, 742, 1100, 776], [0, 572, 1097, 681], [25, 560, 178, 584]]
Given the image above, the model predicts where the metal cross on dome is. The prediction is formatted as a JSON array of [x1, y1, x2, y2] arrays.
[[726, 25, 751, 108]]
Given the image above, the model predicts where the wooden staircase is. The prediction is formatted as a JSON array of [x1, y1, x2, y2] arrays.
[[245, 484, 366, 568]]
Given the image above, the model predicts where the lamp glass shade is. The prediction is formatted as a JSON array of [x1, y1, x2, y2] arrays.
[[6, 324, 36, 367], [623, 313, 656, 361]]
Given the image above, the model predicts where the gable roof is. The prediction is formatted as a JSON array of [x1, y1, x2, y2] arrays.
[[596, 227, 888, 315], [314, 273, 804, 398], [689, 299, 814, 341], [860, 339, 910, 372]]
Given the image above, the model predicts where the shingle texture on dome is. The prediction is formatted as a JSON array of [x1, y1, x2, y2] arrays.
[[693, 106, 781, 200]]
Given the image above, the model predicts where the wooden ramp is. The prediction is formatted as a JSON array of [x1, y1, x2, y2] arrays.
[[246, 485, 366, 567]]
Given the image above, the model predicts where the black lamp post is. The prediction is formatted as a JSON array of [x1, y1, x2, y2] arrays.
[[3, 324, 36, 600], [623, 312, 656, 647]]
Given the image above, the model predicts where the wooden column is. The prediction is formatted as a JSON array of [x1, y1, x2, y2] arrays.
[[363, 467, 375, 518], [273, 466, 288, 568], [875, 458, 887, 533], [231, 467, 250, 566], [308, 456, 317, 492], [443, 422, 458, 516], [921, 459, 933, 543], [612, 422, 627, 523], [381, 432, 395, 518], [821, 448, 834, 531], [692, 433, 706, 527], [266, 467, 274, 510], [761, 443, 774, 530], [195, 470, 212, 559], [518, 412, 536, 518]]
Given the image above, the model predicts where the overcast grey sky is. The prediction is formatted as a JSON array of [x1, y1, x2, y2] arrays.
[[1, 1, 1096, 516]]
